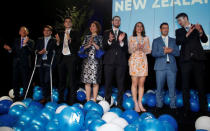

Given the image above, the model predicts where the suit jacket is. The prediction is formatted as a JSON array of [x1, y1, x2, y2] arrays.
[[11, 37, 35, 68], [35, 37, 57, 66], [175, 25, 208, 62], [56, 29, 81, 63], [152, 36, 180, 72], [102, 29, 128, 66]]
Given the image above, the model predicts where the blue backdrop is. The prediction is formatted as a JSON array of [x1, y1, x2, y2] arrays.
[[112, 0, 210, 49]]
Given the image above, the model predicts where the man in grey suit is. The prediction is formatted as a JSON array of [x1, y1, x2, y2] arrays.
[[152, 23, 180, 109]]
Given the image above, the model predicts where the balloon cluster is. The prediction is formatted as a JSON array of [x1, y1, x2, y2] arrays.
[[0, 94, 179, 131]]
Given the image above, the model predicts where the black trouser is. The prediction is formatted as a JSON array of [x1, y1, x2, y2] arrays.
[[104, 64, 126, 106], [38, 61, 50, 99], [58, 55, 77, 105], [12, 62, 29, 99], [180, 60, 207, 112]]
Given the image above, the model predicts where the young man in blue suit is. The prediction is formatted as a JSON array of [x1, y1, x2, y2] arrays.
[[152, 23, 180, 109]]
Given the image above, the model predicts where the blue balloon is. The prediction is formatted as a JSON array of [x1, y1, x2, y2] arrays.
[[132, 117, 143, 127], [30, 115, 47, 130], [16, 110, 36, 128], [111, 93, 118, 106], [139, 112, 155, 120], [22, 98, 32, 107], [190, 98, 200, 112], [88, 103, 103, 116], [121, 110, 139, 124], [84, 101, 96, 112], [46, 120, 60, 131], [33, 89, 43, 101], [9, 105, 26, 118], [142, 94, 147, 105], [123, 97, 135, 110], [98, 86, 105, 97], [33, 85, 41, 92], [40, 108, 54, 121], [124, 124, 139, 131], [85, 110, 101, 120], [176, 93, 183, 108], [161, 121, 176, 131], [141, 118, 165, 131], [0, 100, 13, 114], [19, 88, 24, 97], [73, 103, 84, 112], [109, 107, 123, 117], [28, 101, 43, 113], [158, 114, 178, 131], [84, 117, 97, 129], [45, 102, 58, 112], [146, 93, 156, 107], [207, 98, 210, 112], [58, 106, 85, 131], [164, 93, 170, 106], [77, 91, 86, 102], [112, 88, 118, 94], [89, 119, 106, 131], [0, 114, 18, 127], [52, 91, 59, 103]]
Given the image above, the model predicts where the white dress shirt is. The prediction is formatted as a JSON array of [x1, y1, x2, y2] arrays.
[[42, 36, 51, 60], [162, 35, 170, 62], [62, 29, 71, 55]]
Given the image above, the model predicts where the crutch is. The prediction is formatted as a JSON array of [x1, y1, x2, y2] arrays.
[[50, 50, 56, 102], [24, 51, 38, 99]]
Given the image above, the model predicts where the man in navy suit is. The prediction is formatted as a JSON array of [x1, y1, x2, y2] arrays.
[[4, 26, 34, 101], [152, 23, 180, 109], [35, 25, 57, 102]]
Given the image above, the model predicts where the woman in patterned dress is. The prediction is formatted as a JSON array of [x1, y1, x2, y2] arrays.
[[128, 22, 151, 112], [81, 21, 103, 102]]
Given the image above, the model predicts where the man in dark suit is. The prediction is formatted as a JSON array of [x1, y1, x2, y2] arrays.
[[55, 17, 81, 105], [103, 16, 128, 108], [4, 26, 34, 101], [35, 25, 57, 102], [175, 13, 208, 113]]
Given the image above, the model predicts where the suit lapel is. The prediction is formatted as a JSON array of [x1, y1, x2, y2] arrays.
[[159, 37, 166, 47]]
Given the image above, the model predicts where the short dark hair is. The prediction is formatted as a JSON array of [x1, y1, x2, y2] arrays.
[[43, 25, 53, 31], [64, 16, 72, 22], [112, 16, 121, 21], [160, 22, 169, 29], [176, 13, 188, 20], [90, 21, 101, 35], [133, 22, 145, 37]]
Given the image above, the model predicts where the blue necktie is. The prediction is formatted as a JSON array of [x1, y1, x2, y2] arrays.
[[42, 38, 48, 60], [21, 38, 24, 48]]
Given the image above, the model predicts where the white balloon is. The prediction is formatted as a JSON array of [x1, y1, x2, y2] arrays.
[[125, 92, 131, 97], [0, 96, 13, 102], [77, 88, 86, 93], [10, 101, 26, 108], [55, 105, 68, 114], [99, 100, 110, 113], [102, 112, 119, 123], [96, 95, 104, 101], [9, 89, 15, 99], [110, 96, 114, 107], [0, 127, 14, 131], [111, 117, 128, 128], [98, 123, 124, 131], [195, 116, 210, 130], [146, 89, 155, 94]]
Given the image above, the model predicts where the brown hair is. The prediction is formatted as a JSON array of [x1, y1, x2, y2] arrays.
[[43, 25, 53, 31], [132, 22, 145, 37], [91, 21, 101, 35]]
